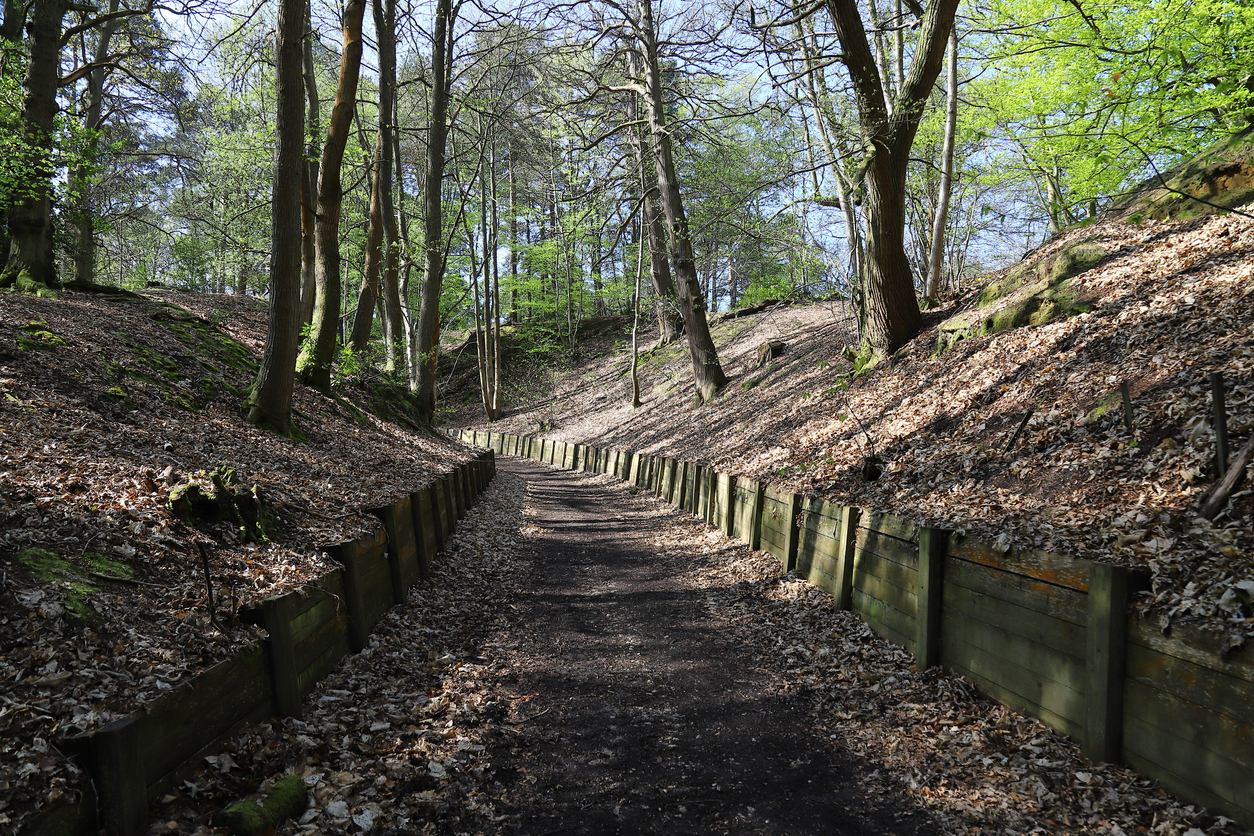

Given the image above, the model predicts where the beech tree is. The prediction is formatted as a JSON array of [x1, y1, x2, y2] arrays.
[[822, 0, 958, 357]]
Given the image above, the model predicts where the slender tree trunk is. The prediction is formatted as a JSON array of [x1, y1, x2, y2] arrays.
[[626, 81, 683, 345], [413, 0, 454, 424], [71, 0, 119, 287], [375, 0, 402, 370], [629, 222, 644, 408], [299, 0, 320, 327], [296, 0, 366, 391], [634, 0, 727, 402], [349, 136, 384, 352], [925, 32, 958, 303], [1, 0, 65, 287], [0, 0, 25, 40], [248, 0, 305, 434]]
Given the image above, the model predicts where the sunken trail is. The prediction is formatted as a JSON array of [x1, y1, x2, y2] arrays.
[[486, 458, 938, 835]]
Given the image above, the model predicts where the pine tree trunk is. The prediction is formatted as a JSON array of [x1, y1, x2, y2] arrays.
[[248, 0, 305, 434], [296, 0, 366, 392]]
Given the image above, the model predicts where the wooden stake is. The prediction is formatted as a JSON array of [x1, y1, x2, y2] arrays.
[[1211, 372, 1229, 475], [1120, 381, 1133, 430]]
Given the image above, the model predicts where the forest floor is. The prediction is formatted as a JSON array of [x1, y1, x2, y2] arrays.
[[154, 459, 1245, 836], [0, 288, 474, 832], [447, 209, 1254, 651]]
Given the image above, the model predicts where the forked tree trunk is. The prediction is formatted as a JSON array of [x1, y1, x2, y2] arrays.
[[633, 0, 726, 402], [824, 0, 957, 358], [296, 0, 366, 392], [349, 136, 385, 352], [247, 0, 305, 434]]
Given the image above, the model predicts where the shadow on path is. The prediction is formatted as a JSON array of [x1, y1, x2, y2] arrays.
[[489, 458, 941, 836]]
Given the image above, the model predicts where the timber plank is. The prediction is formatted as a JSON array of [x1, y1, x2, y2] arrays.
[[137, 645, 273, 791], [851, 588, 916, 645], [856, 528, 919, 569], [946, 557, 1088, 625], [852, 549, 918, 599], [1125, 642, 1254, 729], [940, 631, 1086, 731], [857, 511, 917, 544], [1127, 619, 1254, 681], [410, 487, 437, 577], [852, 564, 918, 616], [943, 656, 1084, 740], [293, 601, 350, 675], [949, 534, 1090, 592], [1122, 710, 1254, 812], [942, 585, 1086, 658], [1122, 749, 1252, 827], [1123, 679, 1254, 773], [941, 607, 1086, 692]]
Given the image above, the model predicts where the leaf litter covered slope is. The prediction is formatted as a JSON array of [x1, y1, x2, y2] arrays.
[[449, 210, 1254, 644], [0, 289, 473, 833], [167, 465, 1246, 836]]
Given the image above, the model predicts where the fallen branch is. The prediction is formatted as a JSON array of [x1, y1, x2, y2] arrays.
[[1200, 434, 1254, 520]]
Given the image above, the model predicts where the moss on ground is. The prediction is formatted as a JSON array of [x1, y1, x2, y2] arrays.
[[15, 548, 115, 622], [935, 238, 1105, 354], [15, 321, 67, 352]]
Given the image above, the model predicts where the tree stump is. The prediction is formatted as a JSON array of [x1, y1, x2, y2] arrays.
[[756, 340, 785, 368]]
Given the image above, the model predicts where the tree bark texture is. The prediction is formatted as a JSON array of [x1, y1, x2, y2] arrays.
[[248, 0, 306, 435], [925, 31, 958, 303], [413, 0, 453, 425], [634, 0, 727, 402], [299, 0, 320, 327], [296, 0, 366, 392], [71, 0, 120, 286], [824, 0, 958, 357], [2, 0, 65, 287]]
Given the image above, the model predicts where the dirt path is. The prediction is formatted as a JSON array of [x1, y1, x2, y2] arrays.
[[486, 458, 938, 835]]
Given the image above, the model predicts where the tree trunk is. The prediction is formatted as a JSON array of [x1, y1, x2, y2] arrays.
[[349, 136, 384, 352], [248, 0, 305, 435], [634, 0, 726, 402], [71, 0, 120, 287], [374, 0, 402, 371], [299, 0, 320, 327], [296, 0, 366, 392], [626, 73, 683, 345], [2, 0, 65, 288], [824, 0, 957, 358], [925, 31, 958, 304], [413, 0, 454, 424]]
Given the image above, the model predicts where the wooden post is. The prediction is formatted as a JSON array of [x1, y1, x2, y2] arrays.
[[704, 468, 716, 524], [93, 716, 147, 836], [749, 481, 765, 551], [337, 542, 371, 652], [1085, 562, 1129, 764], [410, 488, 437, 577], [833, 507, 860, 611], [442, 473, 458, 534], [781, 492, 801, 571], [723, 474, 736, 537], [371, 496, 414, 602], [1211, 372, 1229, 475], [916, 527, 948, 669], [263, 593, 302, 717], [1119, 381, 1134, 430]]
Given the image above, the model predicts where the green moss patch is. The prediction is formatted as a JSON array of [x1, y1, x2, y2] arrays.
[[935, 238, 1105, 354], [14, 321, 67, 352], [15, 548, 112, 622], [169, 467, 283, 543]]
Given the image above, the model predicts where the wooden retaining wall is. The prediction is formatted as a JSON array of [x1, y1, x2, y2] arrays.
[[479, 429, 1254, 827], [33, 451, 497, 836]]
